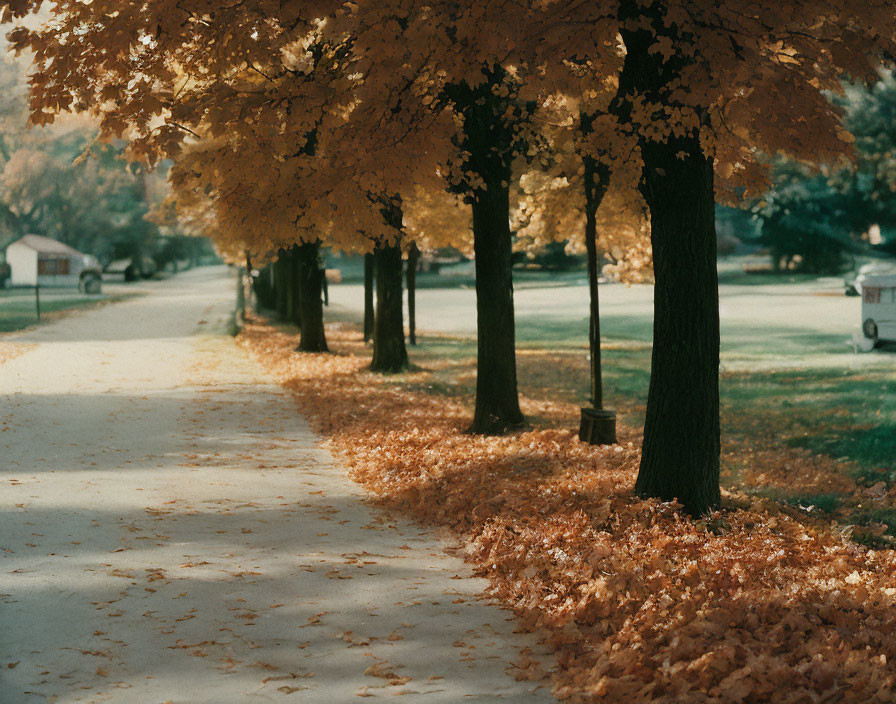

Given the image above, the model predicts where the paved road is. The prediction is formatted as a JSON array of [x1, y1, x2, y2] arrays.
[[327, 269, 892, 369], [0, 267, 553, 703], [329, 274, 857, 338]]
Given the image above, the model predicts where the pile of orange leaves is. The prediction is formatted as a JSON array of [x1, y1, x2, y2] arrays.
[[239, 318, 896, 703]]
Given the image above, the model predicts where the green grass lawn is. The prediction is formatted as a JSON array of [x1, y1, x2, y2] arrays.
[[388, 291, 895, 542], [0, 292, 129, 333], [400, 299, 894, 473]]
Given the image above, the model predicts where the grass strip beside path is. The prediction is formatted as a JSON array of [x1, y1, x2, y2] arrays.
[[0, 293, 135, 333]]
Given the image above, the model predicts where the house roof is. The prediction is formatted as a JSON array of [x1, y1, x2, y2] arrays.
[[8, 234, 84, 257], [864, 274, 896, 288]]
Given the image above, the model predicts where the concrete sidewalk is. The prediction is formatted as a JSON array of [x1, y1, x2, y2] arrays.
[[0, 267, 554, 703]]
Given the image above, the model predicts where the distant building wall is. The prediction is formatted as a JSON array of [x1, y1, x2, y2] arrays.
[[36, 254, 80, 288], [7, 242, 37, 286]]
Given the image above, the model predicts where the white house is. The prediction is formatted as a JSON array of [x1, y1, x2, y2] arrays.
[[5, 234, 99, 289]]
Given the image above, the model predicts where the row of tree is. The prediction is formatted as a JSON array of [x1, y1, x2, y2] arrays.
[[6, 1, 894, 514]]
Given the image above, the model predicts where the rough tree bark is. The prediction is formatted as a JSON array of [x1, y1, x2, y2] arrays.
[[634, 138, 720, 514], [363, 252, 375, 343], [406, 242, 420, 346], [469, 179, 525, 434], [444, 67, 527, 435], [370, 240, 408, 372], [617, 0, 721, 515], [295, 240, 328, 353]]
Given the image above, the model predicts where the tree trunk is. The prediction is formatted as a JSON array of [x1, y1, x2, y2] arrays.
[[230, 265, 246, 336], [370, 241, 408, 372], [274, 249, 289, 319], [254, 264, 274, 310], [294, 247, 304, 328], [285, 247, 299, 326], [583, 154, 610, 410], [469, 180, 525, 434], [363, 252, 375, 343], [634, 139, 721, 514], [615, 0, 721, 515], [295, 240, 328, 353], [406, 242, 419, 345], [235, 265, 246, 321], [244, 251, 254, 310], [578, 152, 617, 446]]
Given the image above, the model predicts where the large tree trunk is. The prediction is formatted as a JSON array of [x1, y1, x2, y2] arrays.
[[617, 1, 721, 514], [442, 65, 526, 434], [295, 240, 328, 353], [406, 242, 419, 346], [635, 139, 720, 514], [469, 180, 525, 434], [370, 241, 408, 372], [363, 252, 375, 343]]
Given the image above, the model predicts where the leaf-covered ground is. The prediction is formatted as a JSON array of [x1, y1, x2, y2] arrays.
[[239, 317, 896, 703]]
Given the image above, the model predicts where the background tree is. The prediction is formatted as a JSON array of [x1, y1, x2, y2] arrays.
[[751, 69, 896, 272], [0, 52, 172, 263], [753, 159, 860, 274], [843, 70, 896, 245]]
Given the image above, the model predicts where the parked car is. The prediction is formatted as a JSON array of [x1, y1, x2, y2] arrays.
[[861, 273, 896, 346], [78, 255, 103, 293], [104, 256, 157, 282]]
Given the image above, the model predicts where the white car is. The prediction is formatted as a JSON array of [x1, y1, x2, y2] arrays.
[[862, 273, 896, 345], [845, 261, 896, 296]]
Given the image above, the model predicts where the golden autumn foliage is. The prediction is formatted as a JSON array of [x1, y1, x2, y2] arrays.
[[9, 1, 893, 265]]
